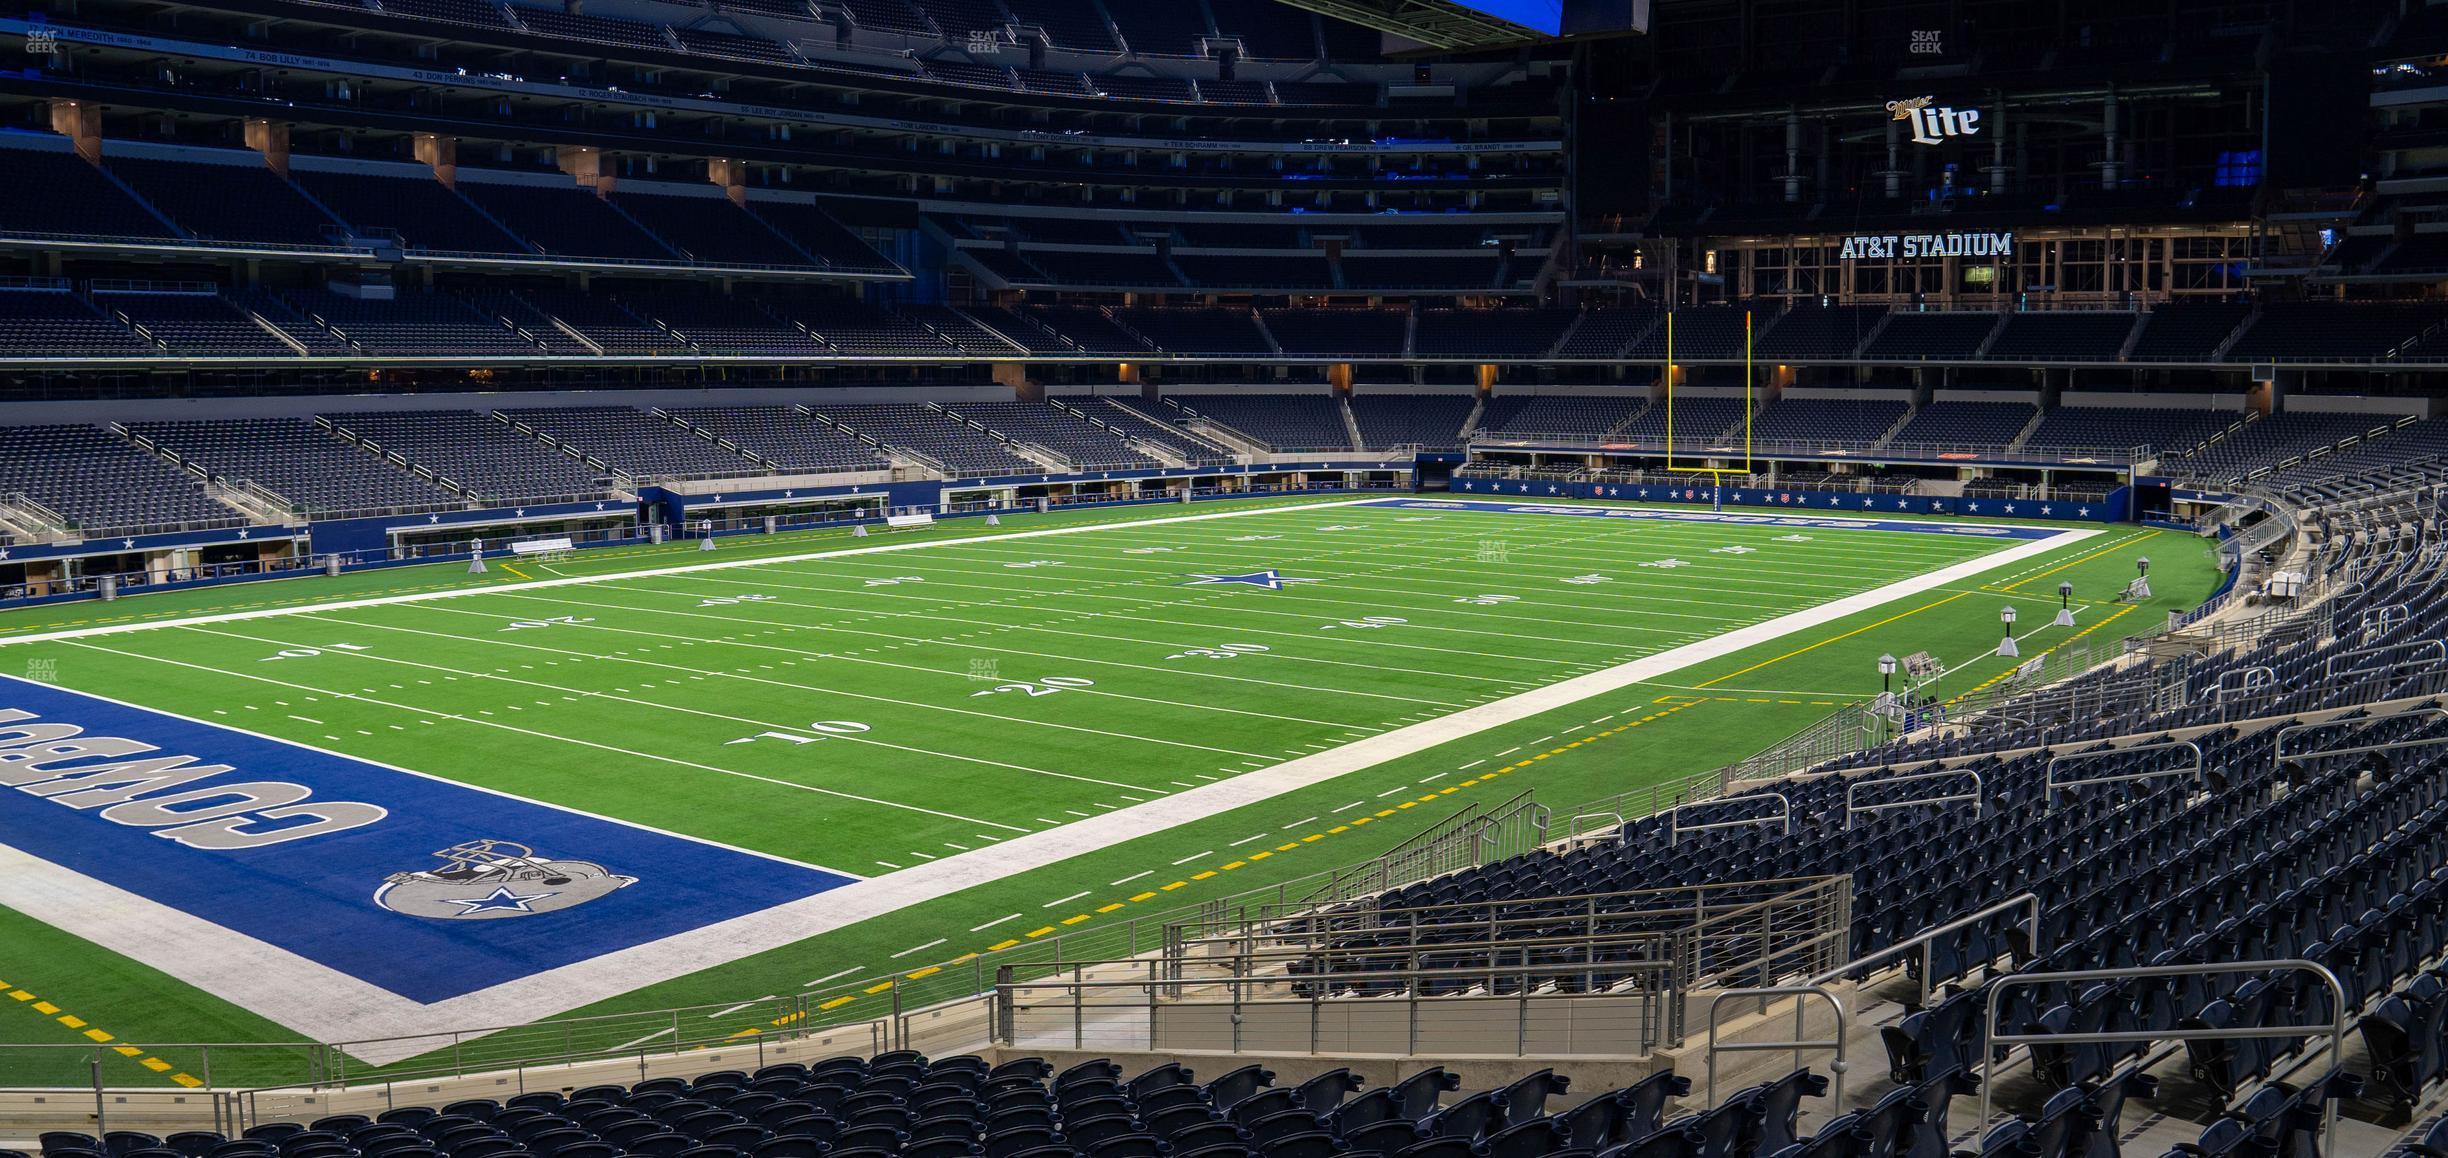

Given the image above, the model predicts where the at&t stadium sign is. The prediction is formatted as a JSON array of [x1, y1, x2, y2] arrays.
[[1838, 231, 2015, 260]]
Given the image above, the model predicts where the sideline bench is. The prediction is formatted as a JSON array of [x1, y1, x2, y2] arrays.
[[509, 536, 576, 562]]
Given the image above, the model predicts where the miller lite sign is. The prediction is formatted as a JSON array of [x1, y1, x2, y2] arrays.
[[1888, 96, 1980, 145]]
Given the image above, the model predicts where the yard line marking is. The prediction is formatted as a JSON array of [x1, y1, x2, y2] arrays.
[[1282, 816, 1318, 828], [708, 999, 770, 1018], [611, 1027, 676, 1051], [1109, 870, 1153, 885], [63, 639, 1014, 839], [305, 608, 1283, 761], [1228, 832, 1269, 846], [1460, 760, 1486, 770], [1041, 891, 1091, 907], [1168, 851, 1212, 866], [192, 621, 1170, 800], [0, 497, 1387, 647], [287, 715, 323, 725], [890, 939, 947, 959], [970, 914, 1023, 932]]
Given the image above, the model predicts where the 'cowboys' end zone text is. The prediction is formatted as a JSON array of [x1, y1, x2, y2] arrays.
[[0, 673, 855, 1002], [0, 706, 385, 848]]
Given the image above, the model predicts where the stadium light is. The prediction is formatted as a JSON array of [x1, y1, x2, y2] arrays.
[[1877, 653, 1897, 694], [2055, 581, 2077, 627], [1997, 605, 2020, 657]]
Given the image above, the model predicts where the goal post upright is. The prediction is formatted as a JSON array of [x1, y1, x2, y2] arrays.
[[1664, 308, 1756, 480]]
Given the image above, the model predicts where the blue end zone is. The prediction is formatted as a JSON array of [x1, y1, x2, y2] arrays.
[[1363, 498, 2069, 540], [0, 675, 856, 1003]]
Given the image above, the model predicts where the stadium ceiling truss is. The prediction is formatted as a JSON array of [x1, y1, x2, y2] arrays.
[[1269, 0, 1551, 49]]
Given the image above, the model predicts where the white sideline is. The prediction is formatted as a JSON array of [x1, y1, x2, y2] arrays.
[[0, 511, 2096, 1064]]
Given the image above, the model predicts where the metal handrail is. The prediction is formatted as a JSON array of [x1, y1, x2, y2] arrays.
[[1704, 985, 1849, 1105], [2213, 666, 2277, 703], [2270, 706, 2448, 772], [2043, 739, 2204, 807], [1843, 767, 1983, 829], [2323, 639, 2446, 681], [1809, 893, 2041, 1007], [1668, 793, 1792, 846], [1978, 960, 2350, 1143]]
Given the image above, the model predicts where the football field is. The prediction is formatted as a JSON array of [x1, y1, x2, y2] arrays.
[[0, 494, 2219, 1084]]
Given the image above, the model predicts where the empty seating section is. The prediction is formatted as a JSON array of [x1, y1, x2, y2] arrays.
[[501, 407, 769, 480], [1018, 307, 1153, 355], [1346, 394, 1474, 450], [0, 290, 160, 357], [2020, 407, 2233, 456], [1340, 256, 1502, 292], [1748, 397, 1909, 446], [811, 404, 1039, 476], [129, 419, 453, 515], [2165, 412, 2400, 487], [105, 158, 343, 247], [1003, 0, 1115, 50], [233, 290, 358, 356], [614, 196, 811, 267], [1091, 400, 1234, 463], [1259, 309, 1408, 357], [1863, 311, 2001, 360], [510, 4, 672, 50], [1615, 396, 1748, 446], [618, 294, 825, 356], [0, 425, 240, 533], [1554, 308, 1659, 358], [1413, 310, 1574, 359], [942, 402, 1156, 469], [2249, 419, 2448, 505], [1112, 309, 1272, 356], [1170, 395, 1352, 451], [282, 290, 545, 357], [459, 292, 608, 356], [1755, 305, 1885, 360], [1476, 394, 1647, 438], [2226, 303, 2448, 363], [1011, 250, 1183, 288], [324, 411, 609, 502], [742, 202, 902, 274], [896, 306, 1030, 355], [1981, 312, 2141, 362], [2129, 303, 2254, 361], [44, 1054, 1747, 1158], [664, 408, 888, 474], [288, 169, 530, 253], [505, 290, 685, 356], [954, 308, 1079, 355], [101, 293, 299, 357], [1626, 309, 1750, 360], [1170, 255, 1335, 291], [0, 150, 178, 240], [454, 184, 677, 262], [784, 300, 960, 357], [1884, 400, 2035, 449]]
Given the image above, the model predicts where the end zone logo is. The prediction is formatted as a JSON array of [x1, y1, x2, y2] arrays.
[[374, 839, 635, 920]]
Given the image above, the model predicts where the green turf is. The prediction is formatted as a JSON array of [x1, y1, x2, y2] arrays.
[[0, 495, 2222, 1087]]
